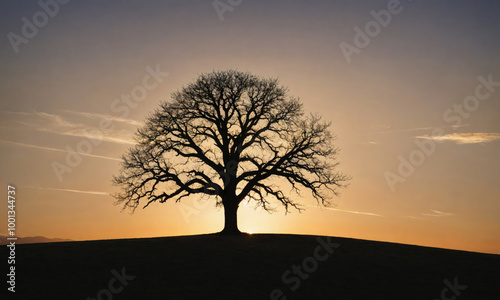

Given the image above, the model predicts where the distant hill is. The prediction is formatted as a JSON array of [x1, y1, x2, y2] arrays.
[[2, 234, 499, 299], [0, 235, 72, 245]]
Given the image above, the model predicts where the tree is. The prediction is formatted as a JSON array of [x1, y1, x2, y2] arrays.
[[112, 70, 349, 234]]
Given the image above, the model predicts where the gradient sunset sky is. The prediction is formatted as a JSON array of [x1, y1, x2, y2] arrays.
[[1, 0, 499, 254]]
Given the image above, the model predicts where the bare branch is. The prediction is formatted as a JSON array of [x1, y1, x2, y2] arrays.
[[112, 70, 350, 217]]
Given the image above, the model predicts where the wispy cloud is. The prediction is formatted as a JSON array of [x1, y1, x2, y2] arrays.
[[416, 133, 500, 144], [61, 110, 143, 126], [405, 216, 424, 220], [379, 124, 468, 134], [0, 140, 121, 161], [306, 205, 383, 217], [405, 210, 455, 219], [3, 111, 135, 144], [421, 210, 455, 217], [25, 186, 109, 196]]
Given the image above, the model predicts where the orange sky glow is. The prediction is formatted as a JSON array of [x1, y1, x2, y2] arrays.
[[1, 0, 499, 255]]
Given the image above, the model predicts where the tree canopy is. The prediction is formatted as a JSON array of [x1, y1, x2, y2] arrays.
[[113, 70, 349, 233]]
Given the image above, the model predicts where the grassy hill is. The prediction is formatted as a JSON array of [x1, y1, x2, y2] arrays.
[[0, 235, 72, 245], [3, 234, 499, 299]]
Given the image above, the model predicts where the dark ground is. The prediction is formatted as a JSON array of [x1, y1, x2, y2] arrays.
[[2, 234, 500, 299]]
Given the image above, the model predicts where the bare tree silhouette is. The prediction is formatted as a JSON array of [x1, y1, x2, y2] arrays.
[[113, 70, 349, 234]]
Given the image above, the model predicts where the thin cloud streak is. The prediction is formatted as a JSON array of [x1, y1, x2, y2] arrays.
[[416, 133, 500, 144], [61, 110, 143, 126], [421, 210, 455, 217], [25, 186, 109, 196], [379, 124, 468, 134], [430, 209, 454, 216], [306, 205, 383, 217], [3, 111, 135, 144], [405, 210, 455, 219], [0, 140, 121, 161]]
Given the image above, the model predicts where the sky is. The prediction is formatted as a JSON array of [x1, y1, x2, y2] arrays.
[[1, 0, 499, 254]]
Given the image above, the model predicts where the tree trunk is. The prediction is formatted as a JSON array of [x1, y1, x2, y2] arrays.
[[220, 200, 241, 234]]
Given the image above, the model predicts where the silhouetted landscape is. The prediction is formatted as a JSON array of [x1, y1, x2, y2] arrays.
[[0, 235, 72, 245], [3, 234, 499, 299], [2, 1, 500, 299]]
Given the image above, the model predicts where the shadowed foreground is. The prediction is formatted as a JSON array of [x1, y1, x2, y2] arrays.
[[4, 234, 499, 299]]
